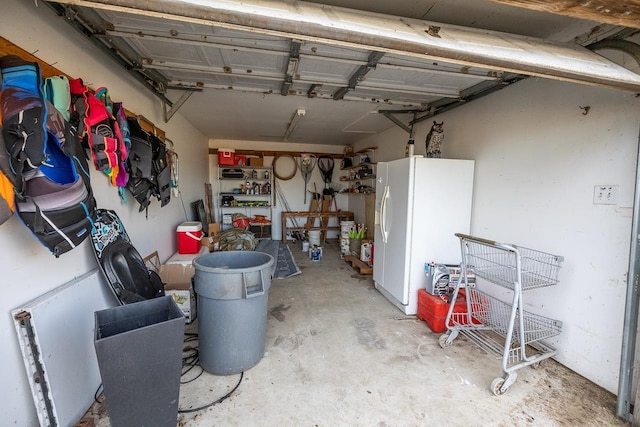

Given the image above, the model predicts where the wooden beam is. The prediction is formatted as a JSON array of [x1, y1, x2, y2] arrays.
[[0, 36, 166, 139], [209, 148, 344, 159], [488, 0, 640, 29]]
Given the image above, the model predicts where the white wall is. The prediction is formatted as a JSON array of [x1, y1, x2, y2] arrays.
[[0, 1, 209, 424], [354, 77, 640, 394], [209, 140, 346, 240]]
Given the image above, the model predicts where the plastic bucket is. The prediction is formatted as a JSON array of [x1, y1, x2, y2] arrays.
[[302, 241, 310, 252], [340, 221, 354, 237], [349, 238, 362, 254], [193, 252, 274, 375], [309, 230, 321, 246], [177, 222, 203, 254]]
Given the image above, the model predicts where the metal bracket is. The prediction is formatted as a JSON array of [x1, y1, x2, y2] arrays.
[[379, 109, 425, 135], [333, 51, 385, 100], [161, 90, 194, 123], [281, 40, 302, 96]]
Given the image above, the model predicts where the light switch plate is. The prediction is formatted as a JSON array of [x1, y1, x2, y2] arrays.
[[593, 185, 618, 205]]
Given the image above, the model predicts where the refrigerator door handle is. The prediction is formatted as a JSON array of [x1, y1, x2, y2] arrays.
[[380, 185, 390, 243]]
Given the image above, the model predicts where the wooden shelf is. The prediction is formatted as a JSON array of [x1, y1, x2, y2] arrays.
[[219, 177, 271, 181], [281, 211, 355, 241], [340, 162, 377, 171], [340, 176, 376, 182], [211, 148, 343, 159], [221, 205, 271, 209], [221, 193, 271, 197]]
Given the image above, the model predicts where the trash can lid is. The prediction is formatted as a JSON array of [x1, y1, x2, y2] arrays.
[[193, 251, 274, 273]]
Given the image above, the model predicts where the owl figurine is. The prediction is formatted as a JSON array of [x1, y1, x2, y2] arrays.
[[425, 121, 444, 158]]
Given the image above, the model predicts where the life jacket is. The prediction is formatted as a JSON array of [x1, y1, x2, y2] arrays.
[[126, 117, 171, 212], [0, 100, 97, 257], [0, 55, 48, 195], [69, 78, 123, 185], [94, 87, 129, 200], [43, 75, 71, 121], [0, 134, 18, 224]]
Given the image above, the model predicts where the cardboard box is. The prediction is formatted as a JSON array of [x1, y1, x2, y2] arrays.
[[208, 223, 221, 236], [201, 234, 221, 252], [249, 157, 264, 166], [159, 263, 197, 323], [202, 223, 222, 251]]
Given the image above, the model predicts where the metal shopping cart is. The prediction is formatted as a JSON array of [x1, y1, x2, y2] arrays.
[[439, 233, 564, 395]]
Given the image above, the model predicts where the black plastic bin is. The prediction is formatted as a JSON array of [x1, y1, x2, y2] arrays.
[[94, 296, 184, 427]]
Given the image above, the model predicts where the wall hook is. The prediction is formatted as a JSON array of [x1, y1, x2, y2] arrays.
[[579, 106, 591, 115]]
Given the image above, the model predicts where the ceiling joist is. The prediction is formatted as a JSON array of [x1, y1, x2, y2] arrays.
[[488, 0, 640, 30]]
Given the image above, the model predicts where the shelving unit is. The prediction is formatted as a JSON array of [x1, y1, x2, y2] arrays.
[[217, 166, 273, 237], [340, 147, 376, 194]]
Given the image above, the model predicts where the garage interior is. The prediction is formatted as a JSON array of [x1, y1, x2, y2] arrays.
[[3, 0, 640, 425]]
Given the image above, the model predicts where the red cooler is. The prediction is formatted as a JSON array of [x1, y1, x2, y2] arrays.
[[217, 148, 235, 166], [177, 222, 203, 254]]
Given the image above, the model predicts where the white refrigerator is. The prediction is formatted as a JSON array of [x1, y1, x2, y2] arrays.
[[373, 157, 474, 315]]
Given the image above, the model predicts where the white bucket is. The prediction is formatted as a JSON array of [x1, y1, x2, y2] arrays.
[[309, 230, 321, 246], [302, 241, 310, 252], [340, 221, 354, 237]]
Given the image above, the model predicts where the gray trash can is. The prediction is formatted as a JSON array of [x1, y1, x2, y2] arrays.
[[94, 296, 184, 427], [193, 251, 274, 375]]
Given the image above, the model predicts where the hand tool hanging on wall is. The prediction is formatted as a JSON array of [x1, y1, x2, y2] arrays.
[[317, 156, 334, 193], [297, 153, 316, 204]]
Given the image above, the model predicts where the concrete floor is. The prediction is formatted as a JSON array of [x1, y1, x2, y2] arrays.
[[88, 242, 625, 426]]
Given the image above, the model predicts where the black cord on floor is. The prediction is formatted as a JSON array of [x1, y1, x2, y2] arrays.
[[94, 383, 103, 405], [93, 333, 243, 414], [178, 333, 244, 412], [178, 371, 244, 414]]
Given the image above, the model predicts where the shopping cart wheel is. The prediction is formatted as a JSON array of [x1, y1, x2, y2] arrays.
[[491, 372, 517, 396], [491, 377, 507, 396], [438, 334, 455, 348], [531, 359, 545, 370]]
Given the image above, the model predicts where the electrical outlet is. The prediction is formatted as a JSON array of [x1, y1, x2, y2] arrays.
[[593, 185, 618, 205]]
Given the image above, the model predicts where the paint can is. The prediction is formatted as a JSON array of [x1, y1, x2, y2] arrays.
[[309, 246, 322, 261], [302, 241, 310, 252]]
